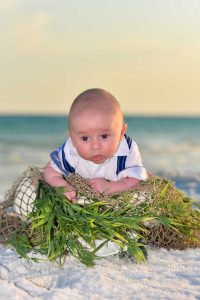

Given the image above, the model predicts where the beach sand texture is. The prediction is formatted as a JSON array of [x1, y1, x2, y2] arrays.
[[1, 245, 200, 300]]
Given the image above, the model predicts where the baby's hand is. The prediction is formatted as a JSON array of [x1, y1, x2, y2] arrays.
[[63, 185, 77, 202], [88, 178, 113, 195]]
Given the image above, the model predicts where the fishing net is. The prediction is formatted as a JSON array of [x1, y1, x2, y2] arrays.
[[0, 166, 200, 259], [67, 173, 200, 250], [0, 167, 42, 242], [0, 211, 21, 243]]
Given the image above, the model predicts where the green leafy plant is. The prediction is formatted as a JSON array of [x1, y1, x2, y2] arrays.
[[8, 178, 200, 267], [9, 181, 153, 267]]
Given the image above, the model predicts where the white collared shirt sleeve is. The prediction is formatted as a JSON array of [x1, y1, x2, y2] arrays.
[[50, 138, 77, 175], [117, 140, 148, 180]]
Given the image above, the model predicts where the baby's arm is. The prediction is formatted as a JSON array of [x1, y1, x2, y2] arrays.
[[88, 177, 141, 195], [43, 163, 76, 201]]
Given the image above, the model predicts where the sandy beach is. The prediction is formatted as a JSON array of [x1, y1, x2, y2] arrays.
[[1, 244, 200, 300]]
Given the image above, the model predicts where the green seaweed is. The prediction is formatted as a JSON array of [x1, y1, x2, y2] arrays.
[[8, 178, 200, 267]]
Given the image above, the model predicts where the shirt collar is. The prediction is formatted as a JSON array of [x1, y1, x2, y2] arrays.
[[67, 138, 77, 155]]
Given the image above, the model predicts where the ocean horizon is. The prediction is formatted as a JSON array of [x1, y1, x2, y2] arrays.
[[0, 115, 200, 200]]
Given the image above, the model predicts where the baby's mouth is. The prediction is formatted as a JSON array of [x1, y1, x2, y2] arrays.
[[91, 155, 104, 163]]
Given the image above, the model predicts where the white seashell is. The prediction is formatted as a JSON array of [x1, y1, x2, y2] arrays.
[[76, 196, 92, 205], [21, 184, 28, 192], [26, 188, 33, 197], [78, 238, 121, 257], [13, 177, 36, 217]]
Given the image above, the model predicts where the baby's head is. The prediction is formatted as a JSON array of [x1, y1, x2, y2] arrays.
[[68, 88, 127, 164]]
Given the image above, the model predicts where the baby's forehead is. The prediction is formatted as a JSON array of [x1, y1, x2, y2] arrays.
[[71, 111, 121, 134], [68, 89, 123, 127], [72, 105, 122, 127]]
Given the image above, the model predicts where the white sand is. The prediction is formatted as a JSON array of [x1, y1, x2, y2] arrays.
[[1, 183, 200, 300], [1, 244, 200, 300]]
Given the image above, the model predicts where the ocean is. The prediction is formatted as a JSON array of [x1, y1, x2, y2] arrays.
[[0, 115, 200, 200]]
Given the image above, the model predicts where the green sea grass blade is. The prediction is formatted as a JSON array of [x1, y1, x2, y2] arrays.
[[10, 234, 32, 259], [159, 181, 170, 198], [127, 240, 147, 262]]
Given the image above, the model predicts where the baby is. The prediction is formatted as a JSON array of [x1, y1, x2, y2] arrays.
[[43, 88, 148, 201]]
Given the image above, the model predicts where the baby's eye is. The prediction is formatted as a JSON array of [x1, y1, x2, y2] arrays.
[[101, 134, 109, 139], [81, 136, 88, 142]]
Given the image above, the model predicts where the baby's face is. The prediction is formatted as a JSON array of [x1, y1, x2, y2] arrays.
[[69, 111, 127, 164]]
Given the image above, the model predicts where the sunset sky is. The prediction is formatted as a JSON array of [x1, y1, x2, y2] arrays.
[[1, 0, 200, 115]]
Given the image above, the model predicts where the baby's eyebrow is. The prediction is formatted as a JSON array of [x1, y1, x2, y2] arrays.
[[77, 129, 112, 135], [77, 131, 88, 135], [100, 129, 112, 132]]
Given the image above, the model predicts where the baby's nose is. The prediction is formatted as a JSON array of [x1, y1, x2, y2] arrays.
[[91, 139, 100, 150]]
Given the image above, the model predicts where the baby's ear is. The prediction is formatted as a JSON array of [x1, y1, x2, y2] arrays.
[[121, 123, 127, 138]]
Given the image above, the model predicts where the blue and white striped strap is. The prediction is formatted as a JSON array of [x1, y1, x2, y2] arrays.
[[50, 142, 75, 175], [116, 135, 132, 175]]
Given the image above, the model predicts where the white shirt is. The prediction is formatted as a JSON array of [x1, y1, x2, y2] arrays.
[[50, 135, 148, 181]]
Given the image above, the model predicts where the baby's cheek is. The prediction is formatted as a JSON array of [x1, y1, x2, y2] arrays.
[[108, 143, 118, 156], [76, 145, 89, 159]]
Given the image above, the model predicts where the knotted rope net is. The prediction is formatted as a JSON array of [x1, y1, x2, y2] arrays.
[[0, 166, 200, 251]]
